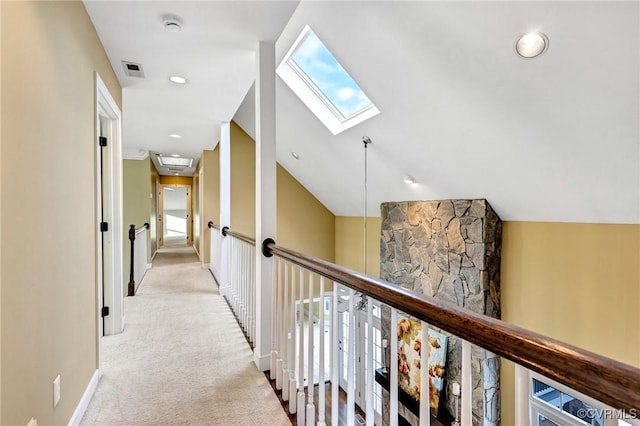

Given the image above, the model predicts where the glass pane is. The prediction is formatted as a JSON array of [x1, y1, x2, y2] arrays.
[[341, 311, 349, 381], [532, 378, 562, 409], [289, 30, 374, 120], [537, 414, 561, 426]]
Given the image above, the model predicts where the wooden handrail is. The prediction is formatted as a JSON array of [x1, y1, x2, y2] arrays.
[[263, 239, 640, 413], [222, 226, 256, 246]]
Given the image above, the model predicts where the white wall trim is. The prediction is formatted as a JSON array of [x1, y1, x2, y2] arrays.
[[68, 369, 100, 426], [254, 353, 271, 372]]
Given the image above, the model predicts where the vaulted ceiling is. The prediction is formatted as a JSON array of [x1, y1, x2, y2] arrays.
[[86, 1, 640, 224]]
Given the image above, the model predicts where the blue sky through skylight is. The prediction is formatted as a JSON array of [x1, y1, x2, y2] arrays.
[[289, 30, 373, 120]]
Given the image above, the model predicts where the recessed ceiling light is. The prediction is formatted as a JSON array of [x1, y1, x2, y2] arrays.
[[403, 175, 416, 184], [291, 152, 300, 160], [515, 32, 548, 58], [169, 75, 187, 84], [170, 154, 180, 158], [168, 134, 182, 139]]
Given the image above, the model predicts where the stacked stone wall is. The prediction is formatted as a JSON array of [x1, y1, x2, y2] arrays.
[[380, 199, 501, 426]]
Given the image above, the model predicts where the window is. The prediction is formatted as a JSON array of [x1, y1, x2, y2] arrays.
[[529, 373, 637, 426], [277, 25, 380, 135]]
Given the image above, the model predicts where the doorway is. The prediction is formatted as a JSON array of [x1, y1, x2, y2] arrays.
[[158, 184, 191, 247], [95, 73, 123, 341], [338, 299, 384, 425]]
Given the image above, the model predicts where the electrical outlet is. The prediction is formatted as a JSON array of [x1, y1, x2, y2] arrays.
[[53, 375, 61, 407]]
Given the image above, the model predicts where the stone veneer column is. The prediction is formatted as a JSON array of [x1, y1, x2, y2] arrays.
[[379, 199, 502, 426]]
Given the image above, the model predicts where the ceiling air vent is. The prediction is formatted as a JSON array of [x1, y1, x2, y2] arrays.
[[122, 61, 145, 78], [168, 168, 184, 172]]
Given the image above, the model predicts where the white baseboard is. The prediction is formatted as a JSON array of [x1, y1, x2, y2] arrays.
[[68, 369, 100, 426], [146, 263, 152, 270], [253, 352, 271, 372]]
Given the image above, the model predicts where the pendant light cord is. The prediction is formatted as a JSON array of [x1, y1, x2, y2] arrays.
[[363, 136, 371, 275]]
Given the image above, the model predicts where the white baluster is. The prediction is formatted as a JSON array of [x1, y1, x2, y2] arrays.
[[239, 242, 244, 328], [288, 264, 297, 414], [275, 257, 283, 391], [245, 243, 249, 331], [251, 244, 256, 342], [390, 308, 398, 426], [282, 261, 290, 402], [297, 268, 306, 426], [234, 239, 239, 315], [419, 321, 430, 426], [461, 340, 472, 426], [366, 298, 374, 426], [242, 243, 247, 330], [270, 257, 278, 379], [318, 277, 326, 426], [306, 273, 316, 426], [347, 289, 355, 426], [331, 283, 339, 426]]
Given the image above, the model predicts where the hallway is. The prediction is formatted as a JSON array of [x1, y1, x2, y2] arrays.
[[81, 247, 290, 425]]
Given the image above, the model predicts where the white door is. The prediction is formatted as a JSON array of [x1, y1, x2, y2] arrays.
[[338, 299, 384, 425]]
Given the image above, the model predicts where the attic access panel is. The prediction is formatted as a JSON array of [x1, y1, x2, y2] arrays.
[[277, 25, 380, 135]]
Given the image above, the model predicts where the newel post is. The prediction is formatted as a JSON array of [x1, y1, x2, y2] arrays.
[[127, 224, 136, 296]]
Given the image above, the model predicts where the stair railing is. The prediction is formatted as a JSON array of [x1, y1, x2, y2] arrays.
[[220, 227, 256, 346], [207, 221, 222, 283], [127, 222, 150, 296], [262, 238, 640, 426]]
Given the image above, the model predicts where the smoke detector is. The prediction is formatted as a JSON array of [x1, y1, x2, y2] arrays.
[[162, 15, 183, 33]]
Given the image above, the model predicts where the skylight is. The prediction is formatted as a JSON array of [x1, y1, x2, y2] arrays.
[[158, 157, 193, 167], [277, 26, 379, 135]]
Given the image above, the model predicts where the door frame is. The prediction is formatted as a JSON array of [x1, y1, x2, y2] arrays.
[[158, 183, 192, 247], [95, 72, 124, 343]]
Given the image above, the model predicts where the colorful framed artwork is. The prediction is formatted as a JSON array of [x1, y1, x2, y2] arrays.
[[397, 316, 448, 416]]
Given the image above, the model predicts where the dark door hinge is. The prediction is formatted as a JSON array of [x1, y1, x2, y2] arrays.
[[100, 222, 109, 232], [101, 306, 109, 317], [99, 136, 107, 147]]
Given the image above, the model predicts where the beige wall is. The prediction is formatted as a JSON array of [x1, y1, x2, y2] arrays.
[[192, 169, 201, 256], [200, 149, 220, 264], [335, 217, 381, 277], [159, 175, 192, 186], [1, 1, 121, 424], [500, 221, 640, 425], [229, 122, 335, 261], [123, 159, 152, 287], [277, 165, 334, 262], [0, 1, 3, 417], [230, 122, 256, 238]]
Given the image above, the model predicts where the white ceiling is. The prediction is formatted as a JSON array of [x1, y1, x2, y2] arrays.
[[86, 1, 640, 224], [84, 0, 300, 176], [236, 0, 640, 223]]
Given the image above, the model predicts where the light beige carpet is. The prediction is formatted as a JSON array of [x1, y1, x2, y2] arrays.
[[81, 247, 290, 426]]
